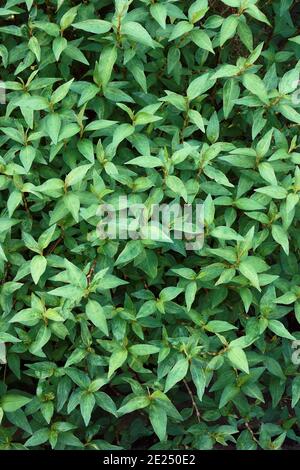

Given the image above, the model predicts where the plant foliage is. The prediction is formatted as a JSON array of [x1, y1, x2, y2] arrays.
[[1, 0, 300, 450]]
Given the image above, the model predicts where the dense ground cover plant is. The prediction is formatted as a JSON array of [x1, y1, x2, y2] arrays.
[[1, 0, 300, 450]]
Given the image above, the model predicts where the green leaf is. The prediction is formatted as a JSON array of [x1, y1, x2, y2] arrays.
[[164, 358, 189, 393], [122, 22, 154, 48], [51, 79, 74, 104], [172, 145, 194, 165], [286, 193, 299, 213], [243, 73, 269, 104], [289, 35, 300, 45], [64, 192, 80, 222], [160, 287, 183, 302], [210, 226, 243, 241], [65, 164, 91, 187], [95, 391, 117, 416], [237, 17, 253, 51], [206, 321, 237, 333], [97, 45, 117, 89], [187, 72, 216, 100], [52, 36, 67, 61], [220, 15, 238, 46], [45, 113, 61, 145], [245, 4, 270, 25], [223, 79, 240, 118], [275, 292, 297, 305], [169, 21, 194, 42], [5, 191, 22, 217], [1, 394, 31, 412], [60, 6, 79, 31], [268, 320, 295, 340], [129, 344, 160, 356], [258, 162, 276, 185], [118, 395, 150, 415], [25, 429, 49, 447], [65, 348, 87, 367], [188, 109, 205, 132], [278, 104, 300, 124], [166, 175, 188, 202], [65, 259, 87, 288], [29, 324, 51, 354], [77, 139, 94, 163], [279, 69, 299, 95], [188, 0, 208, 23], [149, 404, 167, 441], [86, 300, 108, 336], [150, 3, 167, 29], [125, 156, 163, 168], [80, 393, 95, 426], [191, 29, 214, 53], [271, 224, 289, 255], [64, 44, 89, 65], [20, 146, 36, 172], [115, 241, 144, 266], [48, 285, 85, 300], [185, 281, 197, 311], [219, 384, 240, 408], [28, 36, 41, 62], [239, 259, 261, 291], [255, 185, 287, 199], [72, 19, 112, 34], [292, 376, 300, 408], [203, 164, 234, 187], [108, 348, 128, 378], [190, 359, 206, 401]]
